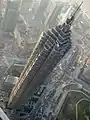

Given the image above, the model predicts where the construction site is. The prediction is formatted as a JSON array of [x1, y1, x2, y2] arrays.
[[0, 0, 90, 120]]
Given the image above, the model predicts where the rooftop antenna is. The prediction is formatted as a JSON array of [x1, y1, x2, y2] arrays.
[[66, 1, 83, 25]]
